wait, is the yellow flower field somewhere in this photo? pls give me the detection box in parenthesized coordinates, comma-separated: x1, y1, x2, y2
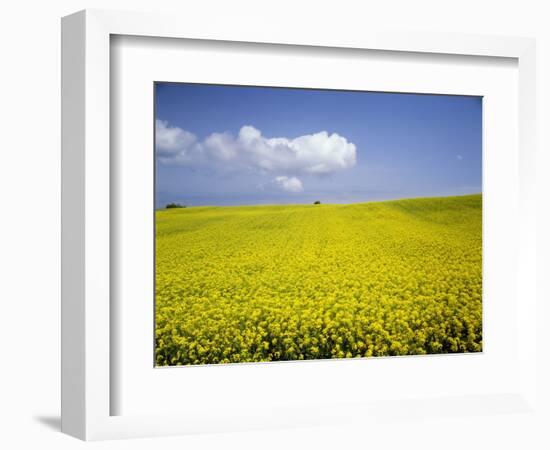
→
(155, 194, 482, 366)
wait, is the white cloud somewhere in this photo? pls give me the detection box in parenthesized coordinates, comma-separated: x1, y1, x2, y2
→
(155, 121, 357, 178)
(156, 120, 197, 156)
(456, 154, 463, 160)
(273, 176, 304, 193)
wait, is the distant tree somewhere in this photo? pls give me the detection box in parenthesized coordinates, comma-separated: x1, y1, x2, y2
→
(313, 201, 321, 205)
(166, 203, 186, 209)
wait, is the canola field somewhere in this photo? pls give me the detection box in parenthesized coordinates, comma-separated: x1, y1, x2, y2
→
(155, 194, 482, 366)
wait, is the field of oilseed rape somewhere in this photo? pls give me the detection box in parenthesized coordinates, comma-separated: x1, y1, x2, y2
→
(155, 194, 482, 366)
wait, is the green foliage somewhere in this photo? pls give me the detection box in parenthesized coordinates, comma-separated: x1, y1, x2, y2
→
(314, 200, 321, 205)
(155, 194, 482, 366)
(165, 203, 186, 209)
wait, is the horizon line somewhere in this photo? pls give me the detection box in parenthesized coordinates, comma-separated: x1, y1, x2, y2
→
(156, 192, 482, 210)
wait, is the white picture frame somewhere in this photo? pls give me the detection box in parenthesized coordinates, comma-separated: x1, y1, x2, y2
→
(61, 9, 538, 441)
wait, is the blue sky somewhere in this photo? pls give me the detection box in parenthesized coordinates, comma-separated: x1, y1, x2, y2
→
(155, 83, 482, 207)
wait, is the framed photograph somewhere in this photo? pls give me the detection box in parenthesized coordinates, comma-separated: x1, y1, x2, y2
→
(153, 82, 484, 367)
(61, 9, 538, 441)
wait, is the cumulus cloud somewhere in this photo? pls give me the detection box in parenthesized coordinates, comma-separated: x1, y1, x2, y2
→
(155, 120, 357, 178)
(273, 176, 304, 193)
(156, 120, 197, 157)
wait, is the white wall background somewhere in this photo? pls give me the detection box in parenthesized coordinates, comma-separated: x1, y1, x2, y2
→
(0, 1, 548, 449)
